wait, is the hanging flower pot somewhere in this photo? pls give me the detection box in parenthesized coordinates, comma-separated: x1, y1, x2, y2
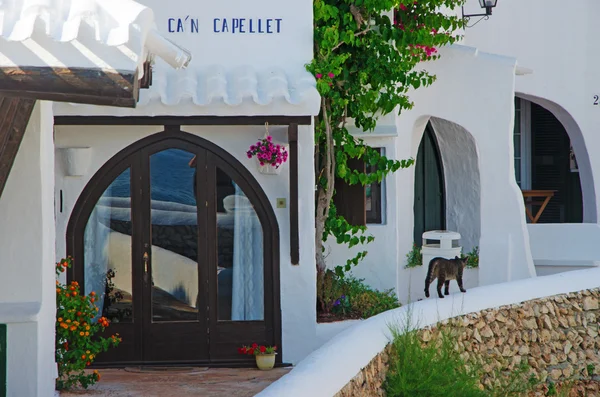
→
(246, 123, 289, 176)
(257, 161, 282, 175)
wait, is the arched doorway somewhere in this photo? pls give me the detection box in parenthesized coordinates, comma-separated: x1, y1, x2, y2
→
(514, 97, 584, 223)
(413, 123, 446, 245)
(66, 129, 281, 366)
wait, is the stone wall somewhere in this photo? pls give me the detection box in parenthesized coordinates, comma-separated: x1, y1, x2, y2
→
(335, 288, 600, 396)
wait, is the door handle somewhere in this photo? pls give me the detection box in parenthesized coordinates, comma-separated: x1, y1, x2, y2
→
(143, 251, 149, 283)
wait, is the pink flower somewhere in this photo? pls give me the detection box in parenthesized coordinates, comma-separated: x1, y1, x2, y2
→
(328, 72, 335, 78)
(399, 4, 407, 11)
(316, 73, 323, 79)
(266, 136, 272, 142)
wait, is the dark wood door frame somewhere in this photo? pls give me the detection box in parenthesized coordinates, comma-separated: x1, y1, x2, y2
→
(66, 128, 283, 366)
(56, 116, 306, 270)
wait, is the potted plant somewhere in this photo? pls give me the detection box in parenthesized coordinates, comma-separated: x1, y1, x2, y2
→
(238, 343, 277, 370)
(246, 135, 288, 175)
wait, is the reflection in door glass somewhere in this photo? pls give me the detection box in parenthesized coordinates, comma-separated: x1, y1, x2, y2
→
(150, 149, 200, 322)
(84, 168, 133, 323)
(216, 168, 264, 321)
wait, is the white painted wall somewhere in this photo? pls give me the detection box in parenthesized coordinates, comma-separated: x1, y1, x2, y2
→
(54, 124, 316, 365)
(403, 46, 535, 287)
(0, 102, 56, 396)
(465, 0, 599, 223)
(430, 117, 481, 253)
(528, 224, 600, 266)
(258, 266, 600, 397)
(323, 136, 399, 293)
(325, 45, 536, 304)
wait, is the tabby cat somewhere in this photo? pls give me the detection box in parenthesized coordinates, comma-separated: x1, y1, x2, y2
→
(424, 256, 469, 299)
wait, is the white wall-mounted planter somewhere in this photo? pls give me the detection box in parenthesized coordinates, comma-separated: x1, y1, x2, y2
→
(60, 147, 92, 176)
(257, 161, 283, 175)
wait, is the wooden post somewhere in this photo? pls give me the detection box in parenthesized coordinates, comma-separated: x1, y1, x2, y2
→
(0, 97, 35, 200)
(288, 123, 299, 265)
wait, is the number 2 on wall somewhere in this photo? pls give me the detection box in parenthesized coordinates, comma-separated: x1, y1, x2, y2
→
(594, 95, 599, 105)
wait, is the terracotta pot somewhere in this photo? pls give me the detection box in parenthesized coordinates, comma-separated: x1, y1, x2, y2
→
(255, 354, 276, 370)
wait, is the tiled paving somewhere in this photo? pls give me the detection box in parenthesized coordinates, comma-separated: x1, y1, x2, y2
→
(59, 367, 290, 397)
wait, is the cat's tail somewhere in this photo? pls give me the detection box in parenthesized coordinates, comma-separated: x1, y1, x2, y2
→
(424, 258, 437, 293)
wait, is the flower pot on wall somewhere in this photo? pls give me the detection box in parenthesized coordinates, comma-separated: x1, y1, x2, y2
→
(255, 354, 276, 370)
(257, 161, 282, 175)
(60, 147, 92, 176)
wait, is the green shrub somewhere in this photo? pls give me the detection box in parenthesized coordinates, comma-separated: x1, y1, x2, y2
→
(55, 257, 121, 390)
(405, 243, 422, 269)
(384, 317, 540, 397)
(318, 270, 400, 319)
(384, 324, 486, 397)
(461, 246, 480, 269)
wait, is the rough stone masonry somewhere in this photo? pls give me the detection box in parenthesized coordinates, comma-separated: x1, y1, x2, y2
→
(335, 288, 600, 396)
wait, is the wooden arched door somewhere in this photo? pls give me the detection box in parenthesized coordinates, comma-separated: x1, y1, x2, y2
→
(413, 123, 446, 245)
(67, 129, 281, 366)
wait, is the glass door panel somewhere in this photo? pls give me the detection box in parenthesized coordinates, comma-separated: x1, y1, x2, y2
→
(84, 168, 134, 323)
(215, 167, 264, 321)
(148, 148, 200, 322)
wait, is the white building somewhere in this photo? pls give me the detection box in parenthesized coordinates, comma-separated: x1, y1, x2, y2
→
(0, 0, 320, 395)
(327, 0, 600, 304)
(2, 0, 599, 395)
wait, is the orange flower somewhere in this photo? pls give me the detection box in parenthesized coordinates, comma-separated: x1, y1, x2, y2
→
(56, 288, 61, 293)
(72, 291, 78, 296)
(58, 318, 63, 322)
(79, 332, 84, 336)
(90, 291, 96, 296)
(90, 298, 95, 303)
(70, 326, 76, 331)
(66, 319, 71, 323)
(85, 332, 89, 336)
(85, 326, 90, 331)
(86, 361, 91, 366)
(81, 354, 86, 359)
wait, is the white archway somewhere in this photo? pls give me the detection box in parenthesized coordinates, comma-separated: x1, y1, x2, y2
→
(516, 93, 596, 223)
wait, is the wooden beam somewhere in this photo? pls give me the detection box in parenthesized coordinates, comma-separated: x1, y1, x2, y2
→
(0, 66, 140, 108)
(288, 123, 299, 266)
(54, 115, 313, 126)
(140, 61, 153, 90)
(0, 97, 36, 199)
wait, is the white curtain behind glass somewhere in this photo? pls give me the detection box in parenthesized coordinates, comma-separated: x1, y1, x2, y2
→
(231, 183, 264, 321)
(84, 207, 110, 319)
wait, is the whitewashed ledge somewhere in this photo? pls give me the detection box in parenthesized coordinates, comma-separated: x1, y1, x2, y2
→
(257, 267, 600, 397)
(0, 302, 41, 323)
